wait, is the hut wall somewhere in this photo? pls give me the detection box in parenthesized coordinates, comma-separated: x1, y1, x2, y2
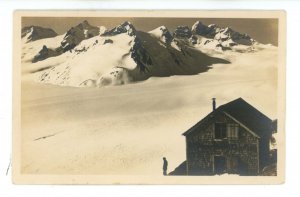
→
(186, 113, 259, 175)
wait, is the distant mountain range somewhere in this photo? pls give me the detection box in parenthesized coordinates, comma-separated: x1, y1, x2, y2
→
(21, 20, 271, 87)
(22, 25, 58, 43)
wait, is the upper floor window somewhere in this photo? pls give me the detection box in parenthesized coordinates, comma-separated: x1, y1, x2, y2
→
(214, 123, 239, 140)
(214, 123, 227, 139)
(227, 124, 239, 139)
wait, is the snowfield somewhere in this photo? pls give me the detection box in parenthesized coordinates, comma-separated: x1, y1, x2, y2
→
(20, 21, 278, 175)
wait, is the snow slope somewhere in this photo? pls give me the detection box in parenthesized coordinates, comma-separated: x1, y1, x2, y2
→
(36, 34, 137, 87)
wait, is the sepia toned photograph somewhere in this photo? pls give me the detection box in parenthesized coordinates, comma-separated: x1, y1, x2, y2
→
(13, 10, 285, 184)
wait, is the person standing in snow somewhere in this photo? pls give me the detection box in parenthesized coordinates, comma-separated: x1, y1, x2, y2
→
(163, 157, 168, 176)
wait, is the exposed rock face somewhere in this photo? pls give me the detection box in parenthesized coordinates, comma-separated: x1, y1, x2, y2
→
(130, 37, 152, 73)
(189, 35, 198, 45)
(61, 20, 100, 52)
(102, 21, 136, 36)
(173, 26, 192, 38)
(21, 26, 58, 42)
(32, 45, 61, 63)
(159, 26, 173, 44)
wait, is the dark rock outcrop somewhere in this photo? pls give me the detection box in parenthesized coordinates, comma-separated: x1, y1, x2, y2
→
(103, 39, 113, 44)
(32, 45, 61, 63)
(130, 37, 152, 73)
(173, 26, 192, 38)
(158, 26, 173, 44)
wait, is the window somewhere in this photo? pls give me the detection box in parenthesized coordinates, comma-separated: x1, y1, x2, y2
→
(214, 123, 227, 139)
(215, 123, 239, 140)
(227, 124, 239, 139)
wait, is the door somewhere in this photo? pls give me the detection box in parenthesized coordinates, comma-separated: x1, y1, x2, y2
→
(214, 156, 226, 174)
(228, 156, 240, 174)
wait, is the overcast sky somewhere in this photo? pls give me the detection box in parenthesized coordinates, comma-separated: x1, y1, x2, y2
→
(22, 17, 278, 45)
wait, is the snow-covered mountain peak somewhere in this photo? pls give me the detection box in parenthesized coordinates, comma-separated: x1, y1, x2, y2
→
(190, 21, 256, 50)
(192, 21, 207, 34)
(103, 21, 136, 36)
(159, 25, 167, 30)
(77, 20, 92, 29)
(149, 26, 173, 44)
(208, 24, 217, 28)
(21, 26, 58, 43)
(223, 27, 231, 33)
(122, 21, 133, 27)
(214, 26, 255, 46)
(191, 21, 200, 30)
(191, 21, 207, 31)
(191, 22, 220, 38)
(61, 21, 100, 52)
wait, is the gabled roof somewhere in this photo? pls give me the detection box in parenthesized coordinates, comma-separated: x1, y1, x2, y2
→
(183, 98, 273, 137)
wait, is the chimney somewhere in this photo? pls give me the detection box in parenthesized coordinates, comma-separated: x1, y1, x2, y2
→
(212, 98, 216, 111)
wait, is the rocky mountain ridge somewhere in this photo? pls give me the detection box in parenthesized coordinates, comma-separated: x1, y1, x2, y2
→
(21, 20, 270, 88)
